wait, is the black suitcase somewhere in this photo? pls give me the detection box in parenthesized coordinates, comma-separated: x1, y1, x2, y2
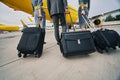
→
(81, 15, 120, 53)
(17, 27, 45, 58)
(60, 14, 95, 57)
(105, 29, 120, 48)
(60, 30, 96, 57)
(92, 28, 120, 53)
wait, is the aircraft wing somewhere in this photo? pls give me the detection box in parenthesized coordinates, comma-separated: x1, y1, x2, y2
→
(90, 8, 120, 20)
(0, 24, 20, 31)
(0, 0, 33, 15)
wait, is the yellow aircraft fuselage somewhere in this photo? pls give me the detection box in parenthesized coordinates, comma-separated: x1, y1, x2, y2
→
(0, 24, 20, 31)
(0, 0, 78, 27)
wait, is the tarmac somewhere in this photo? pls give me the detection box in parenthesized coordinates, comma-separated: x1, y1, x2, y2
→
(0, 24, 120, 80)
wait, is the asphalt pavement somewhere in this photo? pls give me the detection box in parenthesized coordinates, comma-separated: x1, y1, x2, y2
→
(0, 25, 120, 80)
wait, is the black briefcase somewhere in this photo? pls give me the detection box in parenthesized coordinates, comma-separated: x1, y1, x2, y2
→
(60, 30, 96, 57)
(17, 27, 45, 58)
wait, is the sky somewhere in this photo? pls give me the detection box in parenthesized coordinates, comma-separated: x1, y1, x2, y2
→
(0, 0, 120, 25)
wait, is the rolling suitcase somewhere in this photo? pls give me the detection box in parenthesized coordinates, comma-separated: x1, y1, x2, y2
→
(60, 31, 96, 57)
(81, 15, 120, 53)
(17, 27, 45, 58)
(104, 29, 120, 48)
(92, 28, 120, 53)
(60, 14, 96, 57)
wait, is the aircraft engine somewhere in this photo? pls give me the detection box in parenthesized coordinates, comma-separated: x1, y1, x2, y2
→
(93, 19, 102, 26)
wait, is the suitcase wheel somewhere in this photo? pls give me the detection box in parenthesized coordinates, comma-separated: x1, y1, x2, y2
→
(105, 47, 109, 52)
(63, 54, 68, 58)
(119, 45, 120, 48)
(97, 48, 104, 53)
(37, 53, 42, 58)
(34, 51, 42, 58)
(23, 54, 27, 58)
(18, 51, 22, 57)
(96, 47, 104, 53)
(37, 51, 42, 58)
(112, 47, 116, 50)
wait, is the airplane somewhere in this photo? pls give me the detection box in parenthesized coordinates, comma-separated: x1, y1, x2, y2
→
(0, 0, 78, 29)
(89, 8, 120, 27)
(0, 0, 119, 29)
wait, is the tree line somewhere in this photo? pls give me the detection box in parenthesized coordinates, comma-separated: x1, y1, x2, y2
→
(105, 14, 120, 22)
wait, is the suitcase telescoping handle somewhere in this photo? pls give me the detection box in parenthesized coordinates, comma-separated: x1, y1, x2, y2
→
(66, 12, 76, 32)
(82, 15, 95, 32)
